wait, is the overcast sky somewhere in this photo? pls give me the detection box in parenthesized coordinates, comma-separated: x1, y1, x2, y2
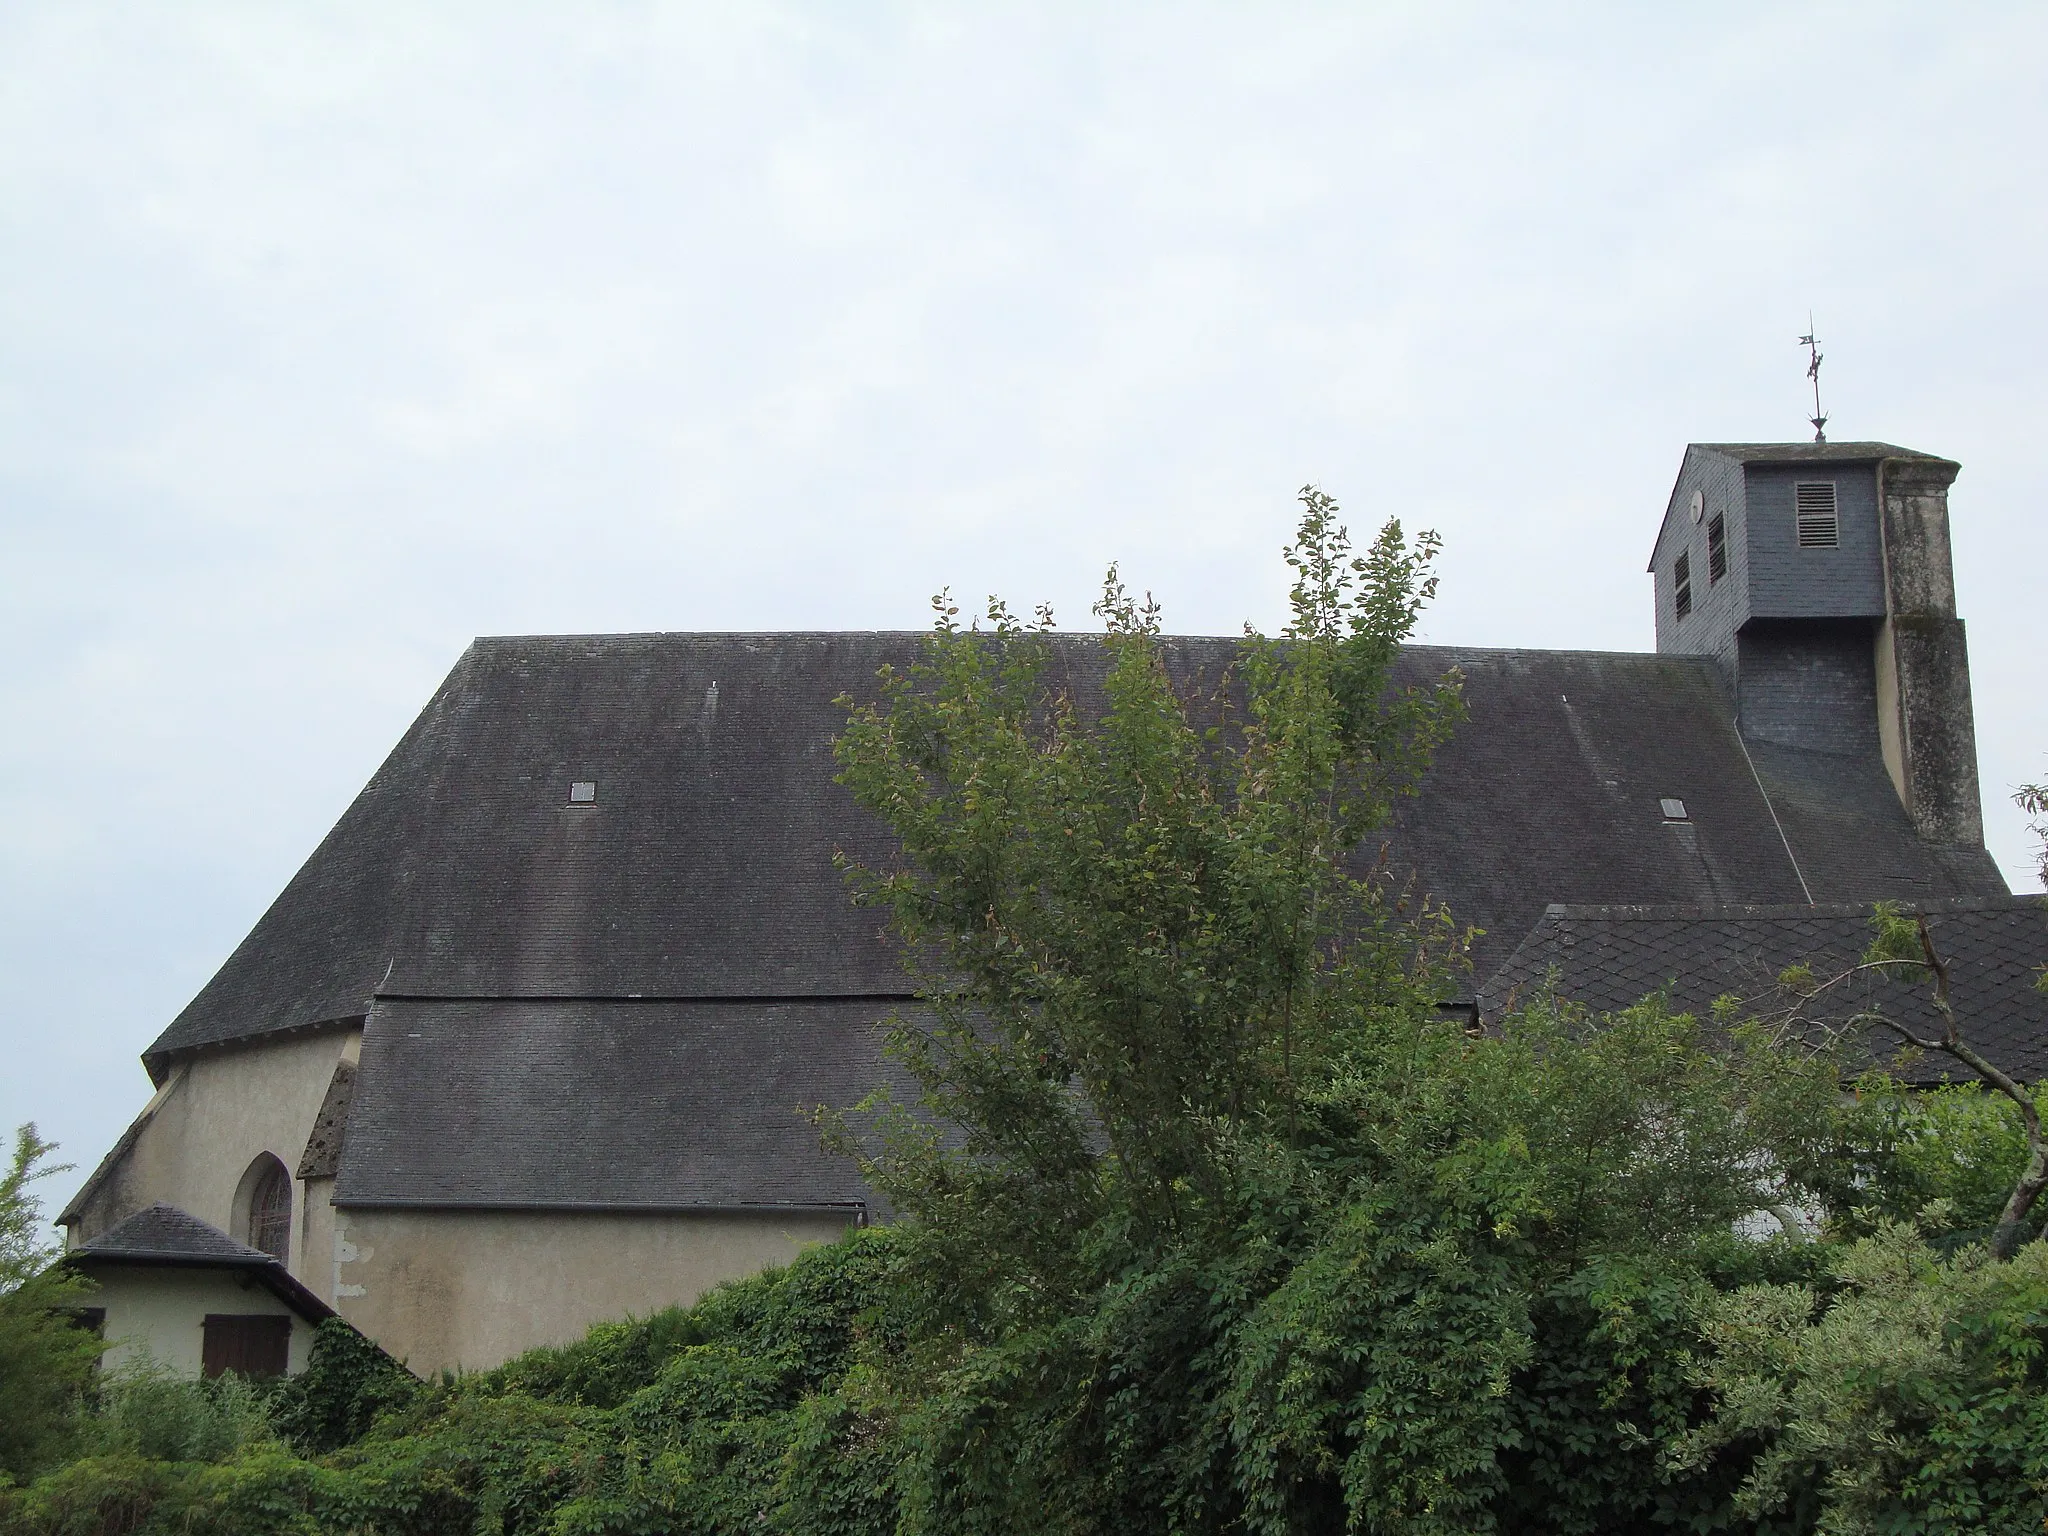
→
(5, 3, 2045, 1222)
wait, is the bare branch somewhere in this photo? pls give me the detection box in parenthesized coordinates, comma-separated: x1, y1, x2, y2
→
(1766, 915, 2046, 1260)
(1839, 1009, 1944, 1056)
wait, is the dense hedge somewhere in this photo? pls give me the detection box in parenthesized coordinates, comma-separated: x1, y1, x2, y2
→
(4, 1199, 2046, 1535)
(0, 1230, 903, 1536)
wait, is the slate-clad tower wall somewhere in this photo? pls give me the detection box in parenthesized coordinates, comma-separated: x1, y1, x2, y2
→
(1649, 442, 1986, 854)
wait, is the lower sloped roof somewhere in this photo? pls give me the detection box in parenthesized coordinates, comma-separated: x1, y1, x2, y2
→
(1477, 896, 2048, 1082)
(72, 1203, 275, 1265)
(334, 996, 916, 1210)
(67, 1204, 335, 1322)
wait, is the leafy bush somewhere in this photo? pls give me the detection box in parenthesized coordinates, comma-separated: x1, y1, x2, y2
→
(1681, 1219, 2048, 1533)
(266, 1318, 419, 1454)
(89, 1359, 275, 1464)
(1824, 1076, 2047, 1248)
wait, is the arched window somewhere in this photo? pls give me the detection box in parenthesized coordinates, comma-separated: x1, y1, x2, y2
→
(238, 1154, 293, 1264)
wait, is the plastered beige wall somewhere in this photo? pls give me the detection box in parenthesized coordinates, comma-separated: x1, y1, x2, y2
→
(334, 1207, 855, 1373)
(80, 1267, 313, 1377)
(69, 1026, 359, 1302)
(300, 1176, 340, 1307)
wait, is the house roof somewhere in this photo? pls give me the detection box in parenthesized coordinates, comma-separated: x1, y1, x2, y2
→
(333, 996, 914, 1211)
(1477, 897, 2048, 1082)
(67, 1204, 336, 1321)
(144, 632, 2009, 1078)
(72, 1202, 275, 1264)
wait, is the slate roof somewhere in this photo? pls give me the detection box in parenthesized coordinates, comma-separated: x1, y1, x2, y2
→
(107, 617, 2036, 1215)
(146, 633, 926, 1072)
(335, 997, 914, 1210)
(1688, 442, 1953, 465)
(1372, 646, 2002, 986)
(72, 1203, 276, 1265)
(67, 1204, 338, 1321)
(145, 633, 2008, 1078)
(1478, 897, 2048, 1082)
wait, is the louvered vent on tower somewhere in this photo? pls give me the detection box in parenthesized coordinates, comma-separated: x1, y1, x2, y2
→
(1795, 482, 1839, 547)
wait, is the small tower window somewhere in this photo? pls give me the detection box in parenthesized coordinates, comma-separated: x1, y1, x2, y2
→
(1706, 512, 1728, 583)
(1673, 552, 1693, 620)
(1795, 482, 1839, 547)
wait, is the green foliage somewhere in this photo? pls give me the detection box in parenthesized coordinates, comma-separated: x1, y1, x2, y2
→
(0, 1125, 104, 1485)
(88, 1358, 277, 1464)
(2015, 778, 2046, 893)
(0, 1231, 903, 1535)
(830, 494, 1462, 1285)
(267, 1318, 420, 1454)
(1680, 1220, 2048, 1533)
(1, 1124, 70, 1292)
(1821, 1076, 2045, 1246)
(0, 1271, 103, 1488)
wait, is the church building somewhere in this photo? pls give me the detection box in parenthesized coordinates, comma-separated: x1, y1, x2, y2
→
(60, 440, 2046, 1374)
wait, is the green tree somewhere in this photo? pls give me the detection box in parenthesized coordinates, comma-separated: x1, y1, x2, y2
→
(1774, 906, 2048, 1260)
(828, 495, 1849, 1533)
(1680, 1219, 2048, 1534)
(0, 1125, 104, 1484)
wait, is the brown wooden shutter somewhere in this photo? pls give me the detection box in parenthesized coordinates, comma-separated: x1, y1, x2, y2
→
(201, 1314, 292, 1378)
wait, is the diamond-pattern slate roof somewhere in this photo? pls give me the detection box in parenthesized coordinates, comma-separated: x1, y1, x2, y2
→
(1478, 897, 2048, 1082)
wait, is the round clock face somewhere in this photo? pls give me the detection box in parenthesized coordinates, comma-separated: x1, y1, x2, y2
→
(1689, 489, 1705, 523)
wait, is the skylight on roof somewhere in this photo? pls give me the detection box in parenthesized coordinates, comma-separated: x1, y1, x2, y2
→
(1660, 798, 1688, 821)
(569, 781, 596, 804)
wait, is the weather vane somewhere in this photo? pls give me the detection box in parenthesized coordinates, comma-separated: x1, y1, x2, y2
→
(1798, 318, 1827, 443)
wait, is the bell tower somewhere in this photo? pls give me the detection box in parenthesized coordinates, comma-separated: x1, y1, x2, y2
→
(1648, 442, 1985, 851)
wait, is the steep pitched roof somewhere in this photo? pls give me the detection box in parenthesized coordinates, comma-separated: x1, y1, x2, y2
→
(1477, 897, 2048, 1082)
(145, 632, 2008, 1074)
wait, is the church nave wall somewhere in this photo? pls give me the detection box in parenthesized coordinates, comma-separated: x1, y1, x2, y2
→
(330, 1205, 856, 1373)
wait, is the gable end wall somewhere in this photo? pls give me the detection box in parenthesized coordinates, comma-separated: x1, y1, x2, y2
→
(1653, 449, 1748, 669)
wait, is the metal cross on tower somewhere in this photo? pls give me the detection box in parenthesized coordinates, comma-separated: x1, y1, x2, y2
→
(1798, 319, 1827, 443)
